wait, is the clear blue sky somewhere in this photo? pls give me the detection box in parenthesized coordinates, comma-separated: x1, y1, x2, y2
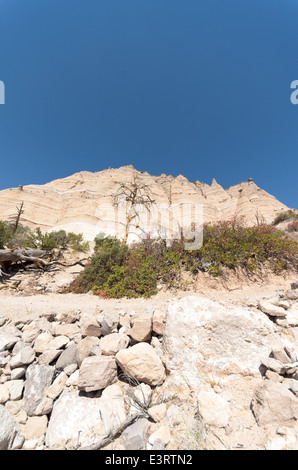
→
(0, 0, 297, 208)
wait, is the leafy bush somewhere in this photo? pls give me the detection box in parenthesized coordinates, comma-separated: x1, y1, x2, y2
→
(193, 221, 298, 275)
(0, 220, 89, 252)
(0, 221, 13, 249)
(69, 237, 128, 293)
(69, 222, 298, 298)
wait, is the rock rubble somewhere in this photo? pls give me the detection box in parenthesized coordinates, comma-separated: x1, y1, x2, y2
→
(0, 282, 297, 450)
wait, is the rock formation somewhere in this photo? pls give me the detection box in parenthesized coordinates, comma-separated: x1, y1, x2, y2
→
(0, 165, 291, 242)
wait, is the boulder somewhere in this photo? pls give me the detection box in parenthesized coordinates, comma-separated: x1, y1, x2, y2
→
(0, 331, 19, 352)
(23, 364, 55, 416)
(77, 336, 101, 366)
(96, 310, 120, 335)
(251, 380, 298, 427)
(100, 333, 130, 356)
(8, 346, 35, 369)
(78, 356, 118, 392)
(0, 404, 23, 450)
(22, 322, 41, 343)
(55, 342, 78, 371)
(24, 415, 48, 440)
(128, 313, 152, 343)
(152, 309, 166, 336)
(285, 306, 298, 327)
(116, 342, 165, 386)
(148, 425, 171, 446)
(148, 403, 167, 423)
(98, 383, 127, 434)
(197, 387, 230, 427)
(163, 296, 280, 388)
(121, 417, 149, 450)
(258, 300, 287, 318)
(33, 332, 53, 354)
(6, 379, 24, 401)
(79, 314, 101, 337)
(45, 390, 104, 449)
(45, 335, 69, 350)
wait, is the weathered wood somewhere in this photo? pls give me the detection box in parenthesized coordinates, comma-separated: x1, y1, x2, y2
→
(0, 248, 48, 270)
(0, 248, 88, 278)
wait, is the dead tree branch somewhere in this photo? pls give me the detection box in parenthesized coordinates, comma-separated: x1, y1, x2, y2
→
(0, 248, 88, 278)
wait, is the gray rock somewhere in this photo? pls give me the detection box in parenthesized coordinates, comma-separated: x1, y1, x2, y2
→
(151, 438, 165, 450)
(289, 379, 298, 397)
(23, 364, 55, 416)
(0, 331, 19, 352)
(55, 342, 78, 371)
(0, 404, 23, 450)
(79, 314, 101, 337)
(37, 349, 62, 365)
(121, 418, 149, 450)
(96, 310, 120, 335)
(6, 380, 24, 401)
(9, 346, 35, 369)
(98, 383, 127, 434)
(45, 390, 104, 449)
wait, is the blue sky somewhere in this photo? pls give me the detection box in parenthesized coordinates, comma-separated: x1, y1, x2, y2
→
(0, 0, 297, 208)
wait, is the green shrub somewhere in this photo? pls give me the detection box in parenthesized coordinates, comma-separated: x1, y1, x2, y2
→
(184, 221, 298, 276)
(69, 221, 298, 298)
(69, 237, 128, 293)
(67, 232, 90, 252)
(0, 221, 13, 249)
(0, 221, 89, 253)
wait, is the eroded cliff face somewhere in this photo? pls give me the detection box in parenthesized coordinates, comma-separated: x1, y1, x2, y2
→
(0, 165, 291, 241)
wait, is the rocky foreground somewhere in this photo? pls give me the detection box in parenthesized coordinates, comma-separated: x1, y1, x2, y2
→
(0, 281, 298, 451)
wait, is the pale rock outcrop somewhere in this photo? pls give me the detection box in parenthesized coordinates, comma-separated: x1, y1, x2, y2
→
(0, 166, 290, 243)
(163, 296, 281, 389)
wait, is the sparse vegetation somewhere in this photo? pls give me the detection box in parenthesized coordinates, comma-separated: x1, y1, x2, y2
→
(0, 221, 89, 252)
(287, 220, 298, 233)
(69, 220, 298, 298)
(272, 210, 298, 226)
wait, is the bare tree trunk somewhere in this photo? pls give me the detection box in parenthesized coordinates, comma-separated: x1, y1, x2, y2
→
(11, 201, 25, 234)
